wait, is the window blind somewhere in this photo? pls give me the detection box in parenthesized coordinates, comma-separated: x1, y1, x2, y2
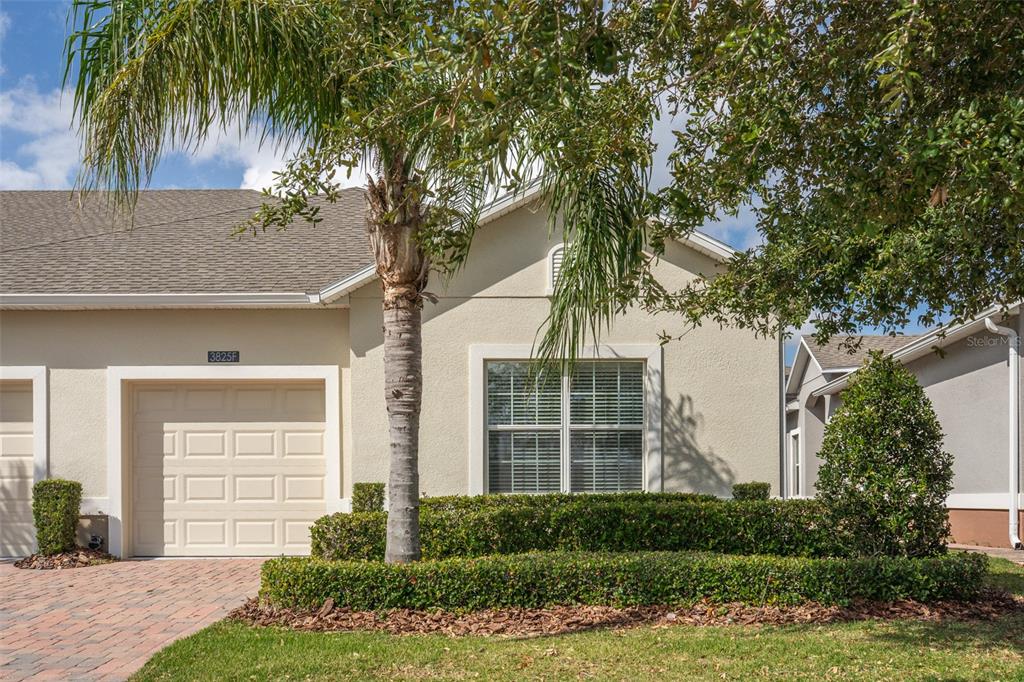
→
(569, 362, 644, 492)
(486, 360, 644, 494)
(486, 362, 561, 493)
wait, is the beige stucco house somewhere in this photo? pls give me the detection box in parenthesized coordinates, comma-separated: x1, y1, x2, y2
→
(785, 306, 1023, 549)
(0, 187, 781, 559)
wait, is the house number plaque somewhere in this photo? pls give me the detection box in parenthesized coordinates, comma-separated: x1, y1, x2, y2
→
(207, 350, 240, 363)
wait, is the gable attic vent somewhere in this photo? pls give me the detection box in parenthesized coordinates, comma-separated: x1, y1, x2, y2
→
(546, 244, 564, 295)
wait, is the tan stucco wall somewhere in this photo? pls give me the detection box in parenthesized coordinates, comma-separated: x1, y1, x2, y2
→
(347, 207, 781, 497)
(0, 309, 348, 498)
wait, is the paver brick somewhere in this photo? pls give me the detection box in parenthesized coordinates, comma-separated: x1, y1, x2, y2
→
(0, 559, 262, 681)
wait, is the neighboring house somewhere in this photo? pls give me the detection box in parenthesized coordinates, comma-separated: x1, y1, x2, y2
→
(0, 188, 781, 558)
(785, 306, 1023, 548)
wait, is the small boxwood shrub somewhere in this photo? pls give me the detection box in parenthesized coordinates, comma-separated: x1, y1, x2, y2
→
(818, 352, 954, 557)
(261, 551, 986, 611)
(311, 498, 840, 561)
(351, 482, 385, 513)
(32, 479, 82, 556)
(732, 482, 770, 501)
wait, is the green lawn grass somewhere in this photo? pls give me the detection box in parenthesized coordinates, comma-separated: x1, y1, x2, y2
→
(133, 556, 1024, 682)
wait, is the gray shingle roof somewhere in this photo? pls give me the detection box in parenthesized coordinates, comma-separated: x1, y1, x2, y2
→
(0, 189, 373, 294)
(804, 334, 921, 370)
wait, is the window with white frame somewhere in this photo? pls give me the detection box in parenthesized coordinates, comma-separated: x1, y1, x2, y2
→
(787, 429, 802, 497)
(486, 360, 645, 493)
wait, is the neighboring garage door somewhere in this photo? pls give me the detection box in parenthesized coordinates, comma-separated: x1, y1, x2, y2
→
(0, 381, 35, 558)
(131, 381, 326, 556)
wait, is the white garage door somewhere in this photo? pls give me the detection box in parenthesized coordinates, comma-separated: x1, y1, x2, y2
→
(0, 381, 35, 558)
(131, 381, 327, 556)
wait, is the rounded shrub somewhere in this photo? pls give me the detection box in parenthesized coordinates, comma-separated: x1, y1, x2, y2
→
(351, 482, 385, 513)
(818, 352, 954, 557)
(32, 478, 82, 556)
(732, 482, 770, 500)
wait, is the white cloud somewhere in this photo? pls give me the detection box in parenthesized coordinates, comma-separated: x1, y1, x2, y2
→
(189, 124, 368, 192)
(0, 78, 368, 192)
(0, 82, 79, 189)
(0, 160, 45, 189)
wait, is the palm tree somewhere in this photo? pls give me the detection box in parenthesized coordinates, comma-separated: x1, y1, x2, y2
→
(67, 0, 659, 563)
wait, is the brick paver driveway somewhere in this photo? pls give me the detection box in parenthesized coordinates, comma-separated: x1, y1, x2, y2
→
(0, 558, 263, 681)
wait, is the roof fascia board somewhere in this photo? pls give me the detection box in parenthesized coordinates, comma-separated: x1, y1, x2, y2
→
(317, 264, 377, 302)
(0, 291, 334, 310)
(682, 230, 736, 262)
(812, 303, 1021, 397)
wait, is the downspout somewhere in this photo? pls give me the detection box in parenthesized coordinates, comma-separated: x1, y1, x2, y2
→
(779, 333, 786, 498)
(984, 318, 1023, 549)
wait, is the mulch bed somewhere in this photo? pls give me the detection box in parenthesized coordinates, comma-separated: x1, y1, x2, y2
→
(230, 590, 1024, 638)
(13, 548, 118, 570)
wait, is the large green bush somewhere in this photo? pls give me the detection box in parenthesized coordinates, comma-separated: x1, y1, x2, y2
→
(262, 551, 986, 611)
(818, 352, 954, 557)
(351, 482, 385, 513)
(32, 479, 82, 556)
(311, 498, 839, 561)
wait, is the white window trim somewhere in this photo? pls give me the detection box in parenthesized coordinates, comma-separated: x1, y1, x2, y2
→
(0, 365, 48, 486)
(105, 364, 341, 557)
(469, 344, 662, 495)
(785, 427, 804, 498)
(544, 243, 565, 296)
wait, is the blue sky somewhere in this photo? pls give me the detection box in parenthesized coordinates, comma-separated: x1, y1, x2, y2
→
(0, 0, 307, 192)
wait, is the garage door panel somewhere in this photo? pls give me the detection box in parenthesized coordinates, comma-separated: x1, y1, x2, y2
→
(284, 431, 324, 457)
(184, 431, 227, 458)
(234, 388, 276, 412)
(235, 431, 276, 457)
(0, 382, 34, 557)
(0, 475, 32, 501)
(134, 470, 169, 502)
(183, 388, 227, 411)
(135, 387, 177, 413)
(184, 475, 228, 502)
(235, 520, 277, 547)
(131, 382, 326, 556)
(284, 521, 315, 547)
(283, 388, 326, 419)
(235, 476, 276, 502)
(285, 476, 325, 501)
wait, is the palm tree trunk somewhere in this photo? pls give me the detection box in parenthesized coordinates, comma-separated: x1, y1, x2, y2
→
(381, 304, 422, 563)
(366, 153, 428, 564)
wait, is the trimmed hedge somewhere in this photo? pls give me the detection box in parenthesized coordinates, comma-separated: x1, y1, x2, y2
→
(311, 498, 841, 561)
(352, 483, 385, 513)
(261, 551, 987, 611)
(420, 491, 718, 513)
(732, 482, 771, 501)
(32, 479, 82, 556)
